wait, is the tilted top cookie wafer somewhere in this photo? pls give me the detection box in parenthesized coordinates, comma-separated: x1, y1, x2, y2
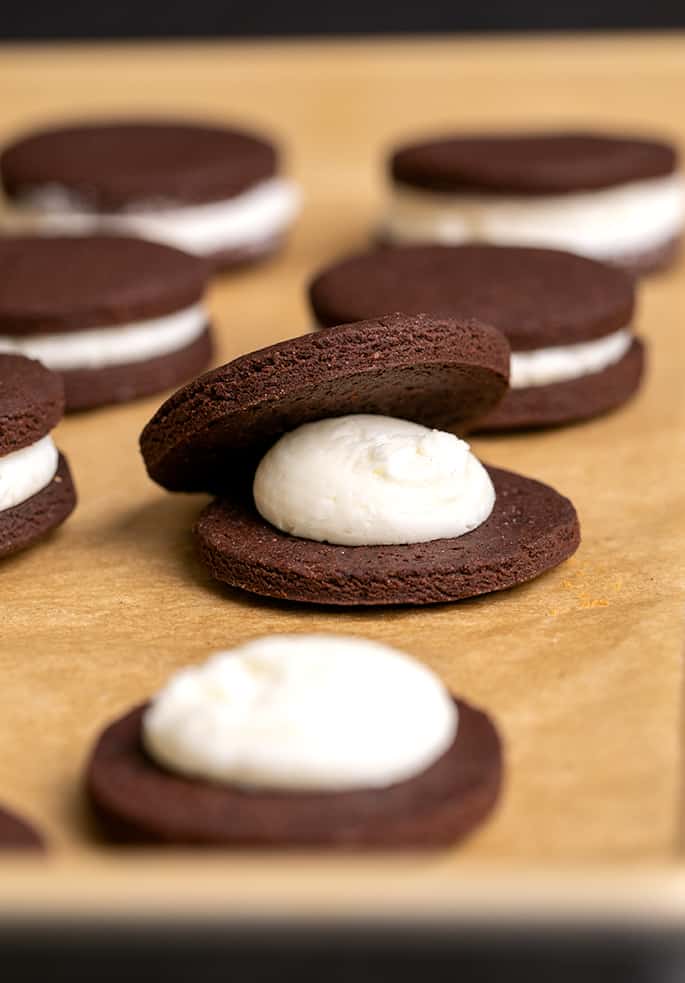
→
(390, 132, 678, 194)
(140, 313, 510, 492)
(0, 236, 208, 336)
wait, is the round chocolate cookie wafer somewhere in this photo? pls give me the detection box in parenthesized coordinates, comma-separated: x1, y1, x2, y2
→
(310, 245, 634, 346)
(0, 236, 213, 411)
(1, 121, 277, 209)
(0, 354, 76, 557)
(308, 245, 643, 430)
(87, 699, 501, 848)
(0, 120, 301, 268)
(196, 466, 579, 606)
(140, 313, 511, 493)
(0, 806, 44, 850)
(383, 132, 684, 274)
(0, 236, 207, 335)
(390, 132, 678, 194)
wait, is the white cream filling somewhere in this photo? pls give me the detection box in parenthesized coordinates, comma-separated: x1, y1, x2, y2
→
(510, 327, 633, 388)
(253, 414, 495, 547)
(142, 634, 458, 791)
(5, 178, 301, 256)
(383, 172, 685, 259)
(0, 303, 207, 371)
(0, 434, 58, 512)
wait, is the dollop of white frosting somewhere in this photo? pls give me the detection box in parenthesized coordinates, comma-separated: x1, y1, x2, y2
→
(0, 434, 58, 512)
(4, 178, 301, 257)
(253, 414, 495, 546)
(142, 634, 458, 791)
(383, 172, 685, 259)
(510, 327, 633, 388)
(0, 303, 207, 371)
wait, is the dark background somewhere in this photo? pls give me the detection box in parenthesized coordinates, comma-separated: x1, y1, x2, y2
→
(2, 0, 685, 40)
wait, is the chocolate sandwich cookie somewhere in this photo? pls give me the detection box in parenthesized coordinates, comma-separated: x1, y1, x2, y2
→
(0, 354, 76, 557)
(0, 120, 301, 268)
(383, 132, 684, 274)
(86, 635, 502, 847)
(0, 805, 44, 849)
(309, 245, 644, 431)
(0, 236, 213, 411)
(140, 314, 580, 606)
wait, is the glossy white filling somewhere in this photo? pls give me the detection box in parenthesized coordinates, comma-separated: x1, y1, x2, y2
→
(143, 634, 458, 791)
(6, 178, 301, 256)
(253, 414, 495, 546)
(0, 303, 207, 371)
(510, 327, 633, 388)
(383, 173, 685, 259)
(0, 434, 58, 512)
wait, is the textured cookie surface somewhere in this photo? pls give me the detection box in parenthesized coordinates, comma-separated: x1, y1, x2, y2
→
(0, 806, 44, 849)
(475, 339, 645, 431)
(390, 132, 678, 194)
(140, 313, 510, 493)
(0, 454, 77, 559)
(0, 353, 64, 455)
(309, 245, 635, 350)
(87, 699, 501, 848)
(62, 326, 213, 412)
(195, 466, 580, 606)
(1, 120, 277, 210)
(0, 236, 208, 336)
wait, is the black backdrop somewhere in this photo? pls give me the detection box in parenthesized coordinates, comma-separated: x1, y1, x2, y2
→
(2, 0, 685, 39)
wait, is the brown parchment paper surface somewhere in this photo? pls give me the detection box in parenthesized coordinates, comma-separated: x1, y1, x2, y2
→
(0, 35, 684, 915)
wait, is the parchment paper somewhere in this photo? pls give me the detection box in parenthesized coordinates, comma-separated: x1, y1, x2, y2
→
(0, 34, 683, 914)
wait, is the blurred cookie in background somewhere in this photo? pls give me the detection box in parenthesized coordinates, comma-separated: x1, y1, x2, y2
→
(0, 236, 214, 411)
(0, 119, 301, 269)
(381, 131, 684, 274)
(309, 244, 644, 431)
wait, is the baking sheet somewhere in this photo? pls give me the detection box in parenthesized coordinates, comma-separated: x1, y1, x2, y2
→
(0, 34, 684, 914)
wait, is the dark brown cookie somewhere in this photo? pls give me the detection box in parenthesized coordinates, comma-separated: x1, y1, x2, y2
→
(140, 314, 510, 493)
(309, 245, 635, 350)
(0, 454, 77, 559)
(0, 236, 208, 335)
(390, 132, 678, 194)
(0, 806, 44, 850)
(0, 353, 64, 455)
(63, 326, 213, 412)
(0, 236, 213, 411)
(195, 466, 580, 606)
(87, 699, 502, 848)
(1, 120, 277, 210)
(309, 245, 641, 429)
(475, 339, 645, 431)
